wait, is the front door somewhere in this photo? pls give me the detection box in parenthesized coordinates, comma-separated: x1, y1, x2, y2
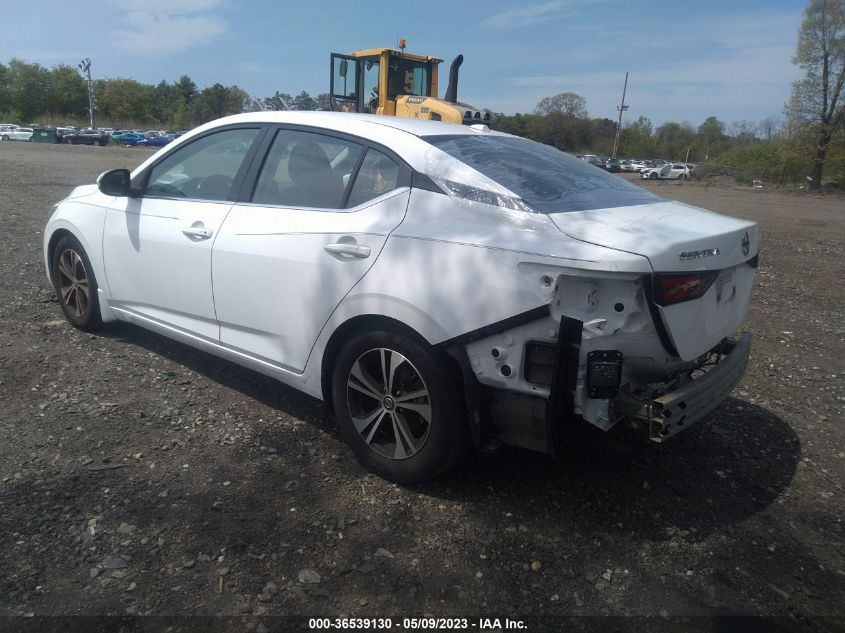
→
(102, 127, 262, 339)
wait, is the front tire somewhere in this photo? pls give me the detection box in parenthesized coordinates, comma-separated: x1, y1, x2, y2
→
(649, 172, 658, 180)
(331, 329, 469, 483)
(51, 235, 102, 331)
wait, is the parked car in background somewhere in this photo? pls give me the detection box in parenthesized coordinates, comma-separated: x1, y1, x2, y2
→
(604, 157, 622, 173)
(619, 159, 633, 172)
(64, 129, 110, 146)
(628, 159, 644, 172)
(56, 127, 77, 143)
(641, 163, 691, 180)
(43, 111, 758, 483)
(579, 154, 603, 167)
(111, 132, 146, 146)
(4, 126, 34, 142)
(1, 123, 18, 139)
(137, 134, 174, 148)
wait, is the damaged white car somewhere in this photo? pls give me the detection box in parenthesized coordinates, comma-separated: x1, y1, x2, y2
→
(43, 112, 757, 482)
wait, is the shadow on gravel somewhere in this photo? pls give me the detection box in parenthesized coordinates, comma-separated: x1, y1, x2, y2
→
(99, 322, 336, 436)
(100, 321, 801, 544)
(0, 310, 816, 619)
(427, 397, 801, 541)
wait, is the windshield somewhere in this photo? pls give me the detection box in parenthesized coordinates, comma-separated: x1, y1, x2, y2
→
(423, 135, 662, 213)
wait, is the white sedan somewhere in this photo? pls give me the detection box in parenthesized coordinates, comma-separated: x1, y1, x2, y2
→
(641, 163, 691, 180)
(43, 112, 757, 482)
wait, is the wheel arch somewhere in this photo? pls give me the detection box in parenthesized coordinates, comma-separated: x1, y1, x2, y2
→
(46, 228, 76, 285)
(319, 314, 461, 405)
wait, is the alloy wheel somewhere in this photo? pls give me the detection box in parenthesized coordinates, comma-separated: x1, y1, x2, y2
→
(57, 248, 90, 318)
(346, 348, 432, 460)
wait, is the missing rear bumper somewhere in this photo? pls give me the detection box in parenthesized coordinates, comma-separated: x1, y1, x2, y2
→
(614, 333, 752, 441)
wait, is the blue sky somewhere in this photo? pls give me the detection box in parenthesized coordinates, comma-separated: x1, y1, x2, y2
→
(2, 0, 805, 128)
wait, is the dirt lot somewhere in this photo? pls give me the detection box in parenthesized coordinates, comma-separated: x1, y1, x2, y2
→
(0, 142, 843, 631)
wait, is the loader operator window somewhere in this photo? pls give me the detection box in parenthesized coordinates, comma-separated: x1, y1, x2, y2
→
(387, 58, 430, 99)
(363, 59, 380, 113)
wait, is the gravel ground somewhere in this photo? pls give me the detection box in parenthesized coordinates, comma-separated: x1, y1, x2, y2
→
(0, 142, 843, 631)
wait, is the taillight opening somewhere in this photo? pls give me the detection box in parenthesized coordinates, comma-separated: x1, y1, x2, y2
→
(653, 272, 718, 306)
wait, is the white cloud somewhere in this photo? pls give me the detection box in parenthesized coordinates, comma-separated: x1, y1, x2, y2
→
(110, 0, 225, 13)
(114, 1, 227, 55)
(480, 1, 569, 29)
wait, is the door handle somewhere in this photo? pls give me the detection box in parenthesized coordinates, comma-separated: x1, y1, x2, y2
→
(182, 226, 213, 239)
(324, 243, 371, 258)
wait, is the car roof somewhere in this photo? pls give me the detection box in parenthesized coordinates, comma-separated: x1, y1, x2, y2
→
(137, 111, 507, 177)
(200, 111, 502, 139)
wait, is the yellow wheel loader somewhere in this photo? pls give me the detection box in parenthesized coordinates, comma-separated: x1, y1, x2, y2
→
(329, 45, 491, 127)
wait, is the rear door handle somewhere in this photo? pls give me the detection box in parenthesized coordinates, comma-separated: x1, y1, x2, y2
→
(324, 243, 371, 258)
(182, 227, 213, 240)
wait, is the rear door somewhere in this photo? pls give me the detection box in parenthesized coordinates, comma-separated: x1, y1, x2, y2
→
(212, 127, 410, 372)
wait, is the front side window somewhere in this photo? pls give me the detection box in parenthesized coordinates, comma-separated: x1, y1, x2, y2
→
(145, 128, 259, 202)
(252, 129, 363, 209)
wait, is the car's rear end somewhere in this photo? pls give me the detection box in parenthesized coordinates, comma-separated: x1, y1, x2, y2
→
(417, 130, 757, 453)
(545, 201, 757, 441)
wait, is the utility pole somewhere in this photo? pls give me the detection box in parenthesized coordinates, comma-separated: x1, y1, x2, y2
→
(611, 72, 629, 157)
(78, 58, 95, 129)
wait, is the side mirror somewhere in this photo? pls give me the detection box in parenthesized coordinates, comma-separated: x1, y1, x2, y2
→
(97, 168, 131, 197)
(339, 60, 348, 78)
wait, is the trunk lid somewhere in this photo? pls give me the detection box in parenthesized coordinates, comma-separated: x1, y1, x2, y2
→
(548, 201, 758, 360)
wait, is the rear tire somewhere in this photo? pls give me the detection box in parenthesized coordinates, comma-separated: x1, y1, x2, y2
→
(51, 235, 102, 331)
(331, 329, 469, 483)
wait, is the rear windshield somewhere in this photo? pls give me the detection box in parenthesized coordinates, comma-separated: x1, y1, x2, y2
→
(423, 134, 661, 213)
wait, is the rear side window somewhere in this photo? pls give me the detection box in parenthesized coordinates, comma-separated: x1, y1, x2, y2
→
(145, 128, 259, 201)
(252, 130, 363, 209)
(424, 135, 661, 213)
(346, 149, 401, 207)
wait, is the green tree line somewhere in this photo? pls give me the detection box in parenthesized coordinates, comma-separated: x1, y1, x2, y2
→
(0, 58, 329, 129)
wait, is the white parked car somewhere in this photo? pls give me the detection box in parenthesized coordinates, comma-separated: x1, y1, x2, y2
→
(641, 163, 691, 180)
(579, 154, 603, 167)
(628, 160, 645, 172)
(2, 125, 31, 141)
(43, 112, 758, 482)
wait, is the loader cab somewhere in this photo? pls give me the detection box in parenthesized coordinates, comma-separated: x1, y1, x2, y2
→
(330, 48, 440, 116)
